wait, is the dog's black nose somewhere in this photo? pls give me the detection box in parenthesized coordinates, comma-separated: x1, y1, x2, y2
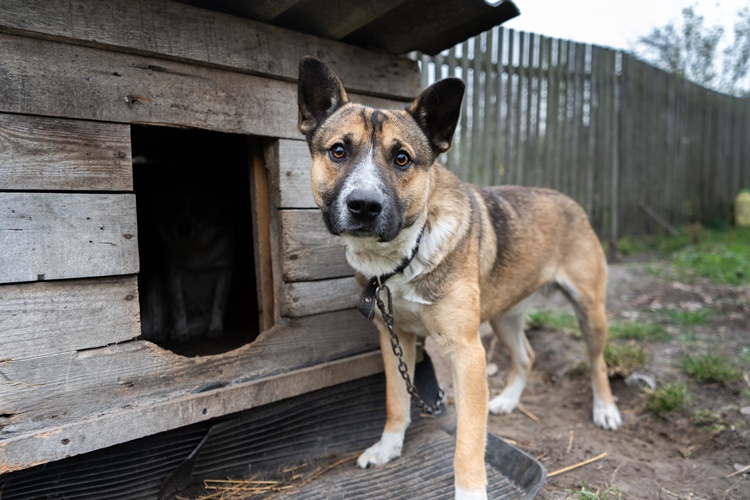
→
(346, 189, 383, 221)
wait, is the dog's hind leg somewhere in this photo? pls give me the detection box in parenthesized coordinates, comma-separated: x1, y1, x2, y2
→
(557, 273, 622, 430)
(488, 299, 535, 415)
(357, 323, 416, 468)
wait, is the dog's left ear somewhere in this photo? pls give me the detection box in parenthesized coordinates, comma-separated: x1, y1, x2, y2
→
(298, 56, 350, 140)
(407, 78, 465, 153)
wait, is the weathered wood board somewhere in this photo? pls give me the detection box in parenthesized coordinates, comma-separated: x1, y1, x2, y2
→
(0, 33, 410, 140)
(0, 193, 139, 283)
(0, 309, 378, 441)
(281, 277, 360, 317)
(0, 114, 132, 191)
(0, 0, 420, 101)
(279, 210, 351, 282)
(0, 351, 383, 474)
(266, 138, 316, 209)
(0, 276, 140, 360)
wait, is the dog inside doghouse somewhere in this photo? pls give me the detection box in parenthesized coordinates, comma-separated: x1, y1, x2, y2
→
(132, 125, 260, 356)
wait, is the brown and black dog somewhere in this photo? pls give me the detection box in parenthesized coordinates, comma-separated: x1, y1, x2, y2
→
(298, 57, 621, 499)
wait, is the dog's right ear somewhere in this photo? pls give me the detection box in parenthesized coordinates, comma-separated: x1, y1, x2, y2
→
(298, 57, 350, 140)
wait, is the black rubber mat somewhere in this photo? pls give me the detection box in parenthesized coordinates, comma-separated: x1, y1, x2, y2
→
(0, 370, 546, 499)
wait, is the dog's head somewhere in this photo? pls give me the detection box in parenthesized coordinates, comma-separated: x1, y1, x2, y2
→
(297, 57, 464, 244)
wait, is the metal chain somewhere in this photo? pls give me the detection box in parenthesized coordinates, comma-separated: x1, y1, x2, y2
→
(374, 283, 445, 416)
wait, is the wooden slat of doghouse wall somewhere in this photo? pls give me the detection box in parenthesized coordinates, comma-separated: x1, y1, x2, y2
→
(0, 0, 420, 102)
(280, 277, 360, 317)
(0, 351, 383, 474)
(279, 209, 350, 282)
(0, 33, 408, 140)
(0, 276, 140, 361)
(0, 193, 138, 284)
(0, 114, 132, 191)
(0, 309, 378, 448)
(267, 138, 316, 209)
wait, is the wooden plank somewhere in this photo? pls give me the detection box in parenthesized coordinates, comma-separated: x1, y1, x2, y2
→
(267, 139, 316, 209)
(0, 276, 140, 360)
(0, 351, 384, 473)
(0, 0, 420, 101)
(280, 210, 351, 282)
(0, 33, 407, 140)
(0, 192, 138, 284)
(0, 114, 132, 191)
(281, 277, 360, 317)
(249, 139, 275, 332)
(0, 309, 378, 441)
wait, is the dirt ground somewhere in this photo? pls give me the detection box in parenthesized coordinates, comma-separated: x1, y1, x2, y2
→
(426, 258, 750, 499)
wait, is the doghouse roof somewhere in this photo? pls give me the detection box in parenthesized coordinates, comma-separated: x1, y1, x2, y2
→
(176, 0, 520, 55)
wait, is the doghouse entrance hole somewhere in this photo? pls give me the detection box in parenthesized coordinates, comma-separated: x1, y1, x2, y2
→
(132, 125, 261, 356)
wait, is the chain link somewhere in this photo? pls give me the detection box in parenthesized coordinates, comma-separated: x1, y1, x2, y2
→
(375, 283, 445, 416)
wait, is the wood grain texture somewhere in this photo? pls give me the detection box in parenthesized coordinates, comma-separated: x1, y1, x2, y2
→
(279, 210, 352, 282)
(0, 192, 139, 283)
(0, 113, 132, 191)
(280, 277, 360, 317)
(0, 276, 140, 360)
(0, 352, 384, 473)
(0, 309, 378, 442)
(0, 0, 420, 100)
(0, 33, 408, 140)
(266, 138, 316, 209)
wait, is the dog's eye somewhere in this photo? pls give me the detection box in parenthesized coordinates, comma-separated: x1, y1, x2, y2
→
(394, 151, 412, 169)
(329, 144, 347, 161)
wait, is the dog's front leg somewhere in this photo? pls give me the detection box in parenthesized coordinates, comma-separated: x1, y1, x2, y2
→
(357, 321, 416, 468)
(429, 305, 488, 499)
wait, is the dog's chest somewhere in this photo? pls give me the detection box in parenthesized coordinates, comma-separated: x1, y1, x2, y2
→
(383, 278, 432, 337)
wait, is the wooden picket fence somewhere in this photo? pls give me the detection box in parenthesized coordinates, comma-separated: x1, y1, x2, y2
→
(418, 28, 750, 239)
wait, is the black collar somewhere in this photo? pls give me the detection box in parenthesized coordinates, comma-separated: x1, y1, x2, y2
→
(357, 223, 426, 320)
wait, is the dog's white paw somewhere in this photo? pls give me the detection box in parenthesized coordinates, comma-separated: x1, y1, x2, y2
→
(593, 401, 622, 430)
(455, 485, 488, 500)
(488, 393, 519, 414)
(357, 431, 404, 468)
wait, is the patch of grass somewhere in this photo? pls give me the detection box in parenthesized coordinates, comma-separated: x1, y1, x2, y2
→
(604, 342, 646, 376)
(609, 320, 670, 341)
(692, 408, 734, 435)
(645, 382, 688, 417)
(662, 308, 713, 325)
(615, 232, 690, 256)
(566, 481, 623, 500)
(669, 228, 750, 285)
(681, 353, 742, 384)
(527, 310, 579, 335)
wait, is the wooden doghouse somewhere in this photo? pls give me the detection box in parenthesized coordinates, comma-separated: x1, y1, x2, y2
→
(0, 0, 519, 475)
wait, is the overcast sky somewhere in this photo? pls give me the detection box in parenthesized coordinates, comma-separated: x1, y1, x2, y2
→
(503, 0, 750, 52)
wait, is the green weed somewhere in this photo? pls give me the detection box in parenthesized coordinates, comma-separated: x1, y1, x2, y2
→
(646, 382, 688, 417)
(604, 342, 646, 376)
(565, 481, 623, 500)
(681, 353, 742, 384)
(663, 308, 713, 325)
(609, 320, 670, 341)
(527, 310, 579, 335)
(669, 228, 750, 285)
(692, 408, 733, 434)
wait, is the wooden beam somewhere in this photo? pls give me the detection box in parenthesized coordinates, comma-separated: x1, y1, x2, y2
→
(0, 113, 132, 191)
(0, 309, 378, 442)
(249, 139, 275, 331)
(0, 0, 420, 101)
(0, 276, 140, 360)
(0, 192, 139, 284)
(0, 351, 383, 473)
